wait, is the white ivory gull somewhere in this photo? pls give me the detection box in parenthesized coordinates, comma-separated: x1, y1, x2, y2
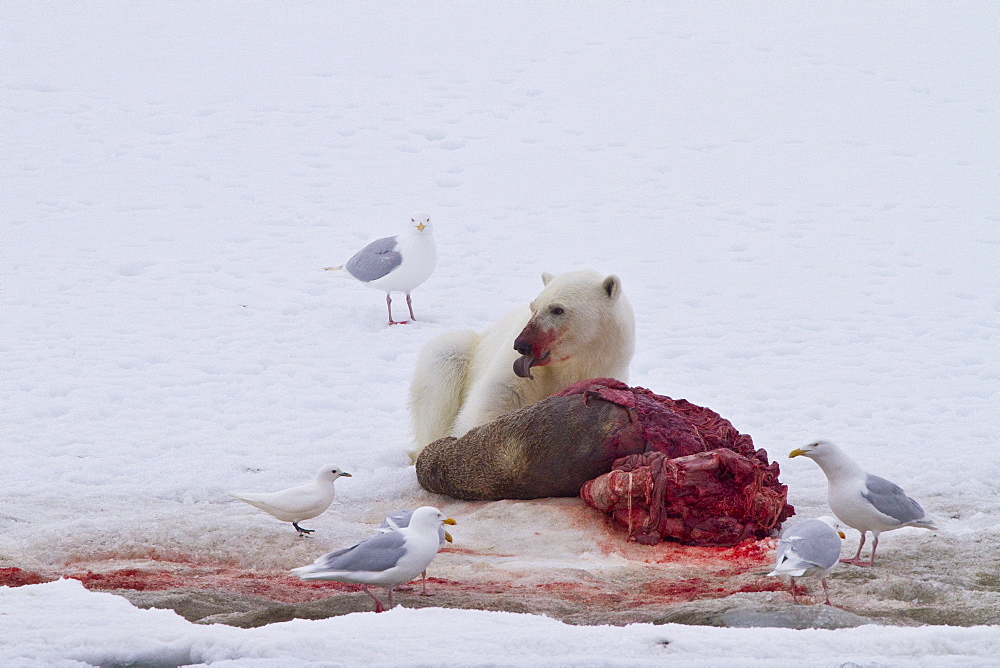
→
(293, 505, 456, 612)
(230, 465, 352, 536)
(768, 516, 845, 605)
(326, 212, 436, 325)
(789, 441, 939, 566)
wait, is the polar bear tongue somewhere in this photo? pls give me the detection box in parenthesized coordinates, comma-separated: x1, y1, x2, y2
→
(514, 351, 551, 379)
(513, 354, 537, 379)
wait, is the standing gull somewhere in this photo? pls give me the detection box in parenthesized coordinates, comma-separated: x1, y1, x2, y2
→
(293, 505, 456, 612)
(789, 441, 938, 566)
(768, 516, 846, 605)
(325, 212, 436, 325)
(380, 508, 453, 595)
(230, 465, 352, 536)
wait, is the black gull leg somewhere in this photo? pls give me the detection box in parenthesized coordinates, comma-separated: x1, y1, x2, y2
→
(292, 521, 315, 536)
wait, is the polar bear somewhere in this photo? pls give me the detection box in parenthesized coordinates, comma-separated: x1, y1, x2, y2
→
(408, 269, 635, 459)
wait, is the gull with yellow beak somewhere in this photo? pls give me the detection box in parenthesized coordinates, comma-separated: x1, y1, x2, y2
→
(326, 212, 436, 325)
(768, 516, 846, 605)
(380, 508, 453, 595)
(789, 441, 938, 566)
(293, 506, 456, 612)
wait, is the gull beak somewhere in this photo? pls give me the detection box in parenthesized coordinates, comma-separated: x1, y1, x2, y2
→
(443, 517, 456, 543)
(788, 448, 807, 458)
(838, 531, 846, 539)
(416, 222, 427, 231)
(340, 472, 352, 477)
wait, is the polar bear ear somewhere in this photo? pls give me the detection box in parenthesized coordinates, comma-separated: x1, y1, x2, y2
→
(541, 272, 554, 286)
(602, 275, 622, 300)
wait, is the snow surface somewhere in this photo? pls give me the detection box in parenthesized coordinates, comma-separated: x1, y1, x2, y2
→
(2, 0, 999, 664)
(3, 578, 1000, 667)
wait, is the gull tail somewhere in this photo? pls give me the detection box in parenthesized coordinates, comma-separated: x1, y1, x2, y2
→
(910, 515, 940, 531)
(767, 554, 809, 578)
(229, 491, 273, 512)
(323, 265, 356, 281)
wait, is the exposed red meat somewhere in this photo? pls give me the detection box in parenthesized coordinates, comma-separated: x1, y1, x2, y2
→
(581, 449, 793, 546)
(563, 379, 793, 546)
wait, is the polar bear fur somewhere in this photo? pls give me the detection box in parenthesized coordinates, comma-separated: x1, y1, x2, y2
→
(408, 269, 635, 459)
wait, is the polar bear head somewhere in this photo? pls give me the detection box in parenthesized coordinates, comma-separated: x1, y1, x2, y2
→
(512, 270, 635, 380)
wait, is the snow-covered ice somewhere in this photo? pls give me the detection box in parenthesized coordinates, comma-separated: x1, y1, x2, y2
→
(2, 1, 998, 664)
(3, 578, 1000, 667)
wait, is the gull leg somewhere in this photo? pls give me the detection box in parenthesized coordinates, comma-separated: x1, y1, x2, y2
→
(405, 292, 416, 321)
(386, 587, 396, 609)
(866, 533, 880, 567)
(840, 531, 868, 565)
(821, 578, 832, 606)
(853, 532, 866, 560)
(362, 586, 386, 613)
(386, 294, 398, 325)
(292, 522, 314, 536)
(418, 569, 433, 596)
(387, 293, 409, 325)
(790, 577, 799, 604)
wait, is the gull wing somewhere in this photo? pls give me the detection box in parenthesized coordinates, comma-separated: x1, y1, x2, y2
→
(345, 236, 402, 283)
(311, 530, 408, 573)
(863, 474, 926, 524)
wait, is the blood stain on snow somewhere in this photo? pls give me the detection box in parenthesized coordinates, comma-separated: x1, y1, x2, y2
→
(593, 533, 775, 571)
(53, 561, 363, 603)
(641, 578, 712, 600)
(9, 536, 781, 613)
(735, 580, 786, 594)
(0, 567, 51, 587)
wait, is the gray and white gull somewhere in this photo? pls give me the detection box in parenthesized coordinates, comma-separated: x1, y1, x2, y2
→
(326, 212, 436, 325)
(790, 440, 938, 566)
(293, 505, 456, 612)
(379, 508, 453, 595)
(768, 515, 845, 605)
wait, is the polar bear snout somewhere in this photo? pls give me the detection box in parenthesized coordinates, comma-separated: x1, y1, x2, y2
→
(512, 322, 558, 379)
(513, 322, 557, 359)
